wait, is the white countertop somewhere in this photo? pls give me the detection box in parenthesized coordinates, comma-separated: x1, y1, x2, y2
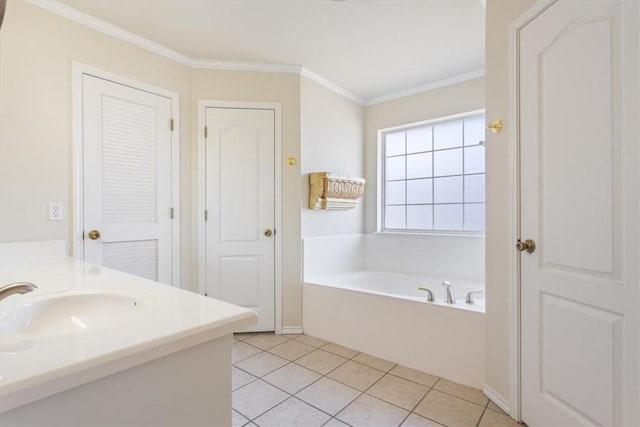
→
(0, 255, 257, 413)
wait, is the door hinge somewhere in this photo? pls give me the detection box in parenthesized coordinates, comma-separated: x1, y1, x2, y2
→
(204, 209, 208, 221)
(204, 126, 208, 138)
(170, 118, 174, 131)
(170, 207, 175, 219)
(82, 230, 85, 240)
(204, 292, 208, 297)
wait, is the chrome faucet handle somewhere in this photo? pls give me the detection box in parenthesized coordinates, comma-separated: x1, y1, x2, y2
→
(441, 281, 456, 304)
(465, 289, 485, 304)
(0, 282, 38, 302)
(417, 287, 434, 302)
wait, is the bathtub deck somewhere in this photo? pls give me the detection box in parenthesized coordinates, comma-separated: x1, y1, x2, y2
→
(232, 332, 520, 427)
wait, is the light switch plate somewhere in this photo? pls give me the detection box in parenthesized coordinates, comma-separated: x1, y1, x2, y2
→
(48, 202, 63, 221)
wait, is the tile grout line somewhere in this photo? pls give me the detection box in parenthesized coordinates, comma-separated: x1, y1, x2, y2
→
(232, 335, 345, 425)
(234, 343, 360, 425)
(430, 388, 489, 408)
(235, 335, 488, 427)
(291, 344, 366, 423)
(475, 405, 489, 427)
(332, 363, 409, 425)
(398, 377, 443, 426)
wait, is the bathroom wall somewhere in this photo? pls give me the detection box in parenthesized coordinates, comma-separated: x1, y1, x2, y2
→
(191, 68, 303, 330)
(484, 0, 536, 407)
(363, 77, 485, 234)
(0, 1, 194, 288)
(300, 77, 365, 237)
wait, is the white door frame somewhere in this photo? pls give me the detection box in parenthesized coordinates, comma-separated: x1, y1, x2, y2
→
(71, 61, 181, 287)
(198, 100, 283, 334)
(505, 0, 556, 422)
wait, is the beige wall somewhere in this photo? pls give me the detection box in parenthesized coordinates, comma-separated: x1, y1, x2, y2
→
(363, 77, 485, 233)
(191, 69, 303, 329)
(0, 0, 527, 368)
(484, 0, 536, 406)
(0, 1, 194, 287)
(300, 77, 365, 237)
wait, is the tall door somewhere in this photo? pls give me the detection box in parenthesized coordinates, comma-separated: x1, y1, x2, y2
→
(519, 1, 638, 426)
(82, 74, 174, 284)
(205, 107, 275, 332)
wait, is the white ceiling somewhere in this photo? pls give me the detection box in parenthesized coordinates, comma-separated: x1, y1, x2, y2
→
(57, 0, 485, 102)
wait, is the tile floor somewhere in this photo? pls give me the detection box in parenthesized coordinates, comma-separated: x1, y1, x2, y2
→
(232, 332, 522, 427)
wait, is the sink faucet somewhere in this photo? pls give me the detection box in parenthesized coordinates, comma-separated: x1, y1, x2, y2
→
(0, 282, 37, 302)
(442, 281, 455, 304)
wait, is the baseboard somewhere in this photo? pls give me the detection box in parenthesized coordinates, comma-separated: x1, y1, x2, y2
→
(483, 384, 511, 415)
(281, 326, 304, 335)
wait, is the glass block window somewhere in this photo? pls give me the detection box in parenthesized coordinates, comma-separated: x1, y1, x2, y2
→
(381, 113, 485, 233)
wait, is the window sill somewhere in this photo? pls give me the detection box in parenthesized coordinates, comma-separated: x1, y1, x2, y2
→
(374, 230, 485, 238)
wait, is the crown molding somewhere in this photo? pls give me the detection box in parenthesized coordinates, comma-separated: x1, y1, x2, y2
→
(300, 68, 365, 105)
(191, 59, 302, 74)
(364, 69, 486, 106)
(25, 0, 193, 66)
(26, 0, 483, 107)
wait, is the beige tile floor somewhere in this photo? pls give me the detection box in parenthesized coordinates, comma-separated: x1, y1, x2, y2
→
(232, 332, 523, 427)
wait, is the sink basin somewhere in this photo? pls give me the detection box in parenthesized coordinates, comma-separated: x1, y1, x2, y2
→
(1, 291, 145, 337)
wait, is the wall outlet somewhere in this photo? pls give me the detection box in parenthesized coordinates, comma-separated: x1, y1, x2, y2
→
(48, 202, 63, 221)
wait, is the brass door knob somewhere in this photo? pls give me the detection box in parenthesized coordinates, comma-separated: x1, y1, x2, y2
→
(264, 229, 273, 237)
(87, 230, 101, 240)
(516, 239, 535, 253)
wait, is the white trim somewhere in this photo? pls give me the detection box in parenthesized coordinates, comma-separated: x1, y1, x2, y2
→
(483, 385, 511, 415)
(27, 0, 192, 66)
(364, 69, 486, 106)
(300, 68, 365, 105)
(506, 0, 556, 422)
(192, 59, 302, 74)
(281, 326, 304, 335)
(26, 0, 488, 107)
(71, 61, 182, 288)
(377, 108, 486, 134)
(72, 63, 85, 260)
(198, 100, 283, 335)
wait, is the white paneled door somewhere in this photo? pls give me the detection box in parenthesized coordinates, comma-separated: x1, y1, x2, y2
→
(82, 74, 174, 284)
(205, 108, 275, 332)
(519, 1, 638, 426)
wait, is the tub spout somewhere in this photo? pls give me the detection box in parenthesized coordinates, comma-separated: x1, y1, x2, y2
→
(417, 287, 434, 302)
(0, 282, 37, 302)
(442, 281, 455, 304)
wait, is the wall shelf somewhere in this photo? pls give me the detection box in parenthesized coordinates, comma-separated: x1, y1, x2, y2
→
(308, 172, 365, 210)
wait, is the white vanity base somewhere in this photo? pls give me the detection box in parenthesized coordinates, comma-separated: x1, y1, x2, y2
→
(0, 335, 232, 426)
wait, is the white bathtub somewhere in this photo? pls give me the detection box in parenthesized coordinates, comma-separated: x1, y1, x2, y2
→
(303, 270, 485, 388)
(314, 271, 486, 312)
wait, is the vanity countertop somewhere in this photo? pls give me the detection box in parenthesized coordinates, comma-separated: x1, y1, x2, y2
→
(0, 255, 257, 413)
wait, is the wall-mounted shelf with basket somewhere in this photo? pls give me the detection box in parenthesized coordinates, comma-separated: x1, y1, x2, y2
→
(308, 172, 365, 210)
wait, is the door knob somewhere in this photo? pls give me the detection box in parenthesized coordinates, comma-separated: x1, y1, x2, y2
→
(87, 230, 101, 240)
(264, 229, 273, 237)
(516, 239, 535, 253)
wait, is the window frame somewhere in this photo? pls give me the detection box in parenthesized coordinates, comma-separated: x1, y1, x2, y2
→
(377, 109, 486, 236)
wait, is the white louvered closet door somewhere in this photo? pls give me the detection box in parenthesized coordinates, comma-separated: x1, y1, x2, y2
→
(82, 75, 173, 284)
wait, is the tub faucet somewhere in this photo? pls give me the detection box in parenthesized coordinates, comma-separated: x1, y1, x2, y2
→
(442, 281, 455, 304)
(465, 290, 485, 304)
(417, 287, 434, 302)
(0, 282, 37, 302)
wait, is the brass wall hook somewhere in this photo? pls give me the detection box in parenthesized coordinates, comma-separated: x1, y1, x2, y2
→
(487, 119, 503, 134)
